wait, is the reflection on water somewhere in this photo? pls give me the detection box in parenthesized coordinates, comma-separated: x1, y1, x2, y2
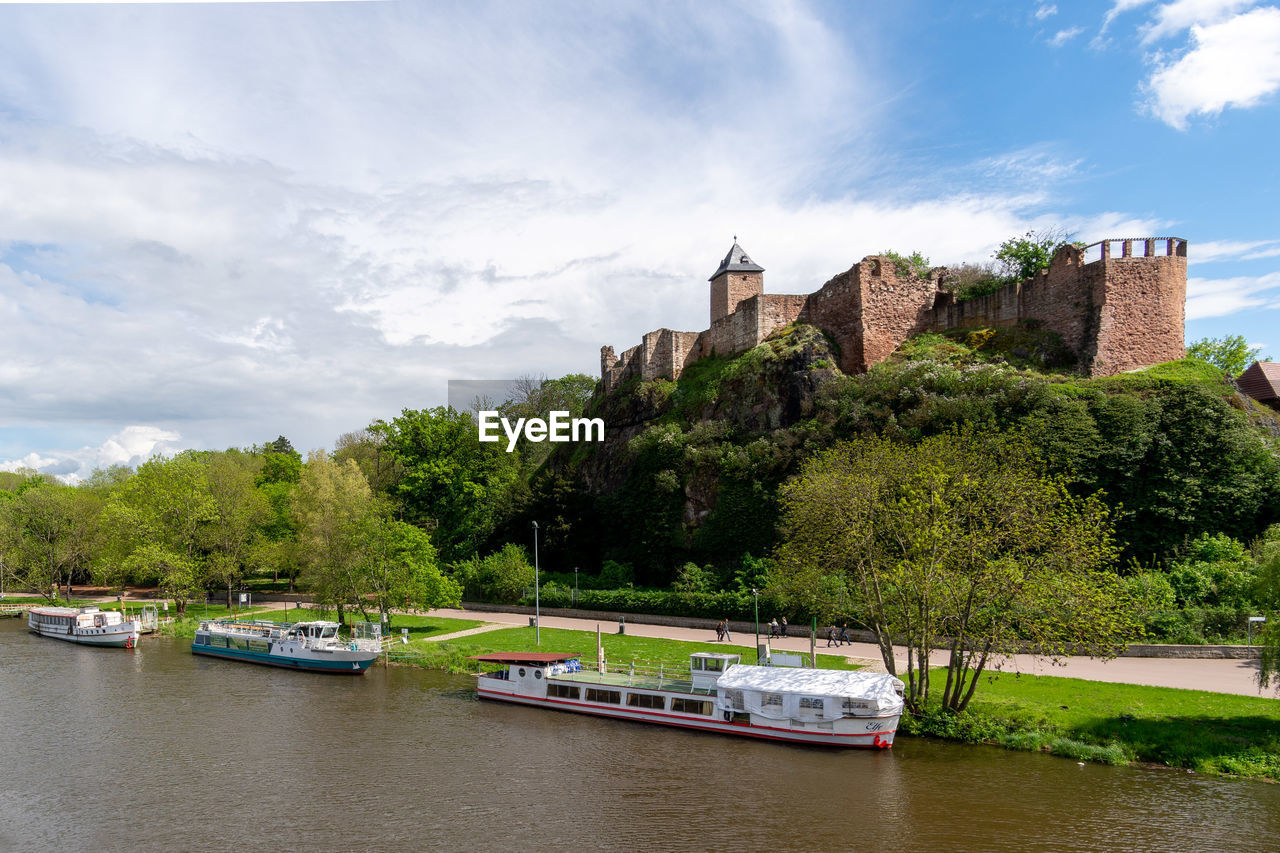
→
(2, 619, 1278, 852)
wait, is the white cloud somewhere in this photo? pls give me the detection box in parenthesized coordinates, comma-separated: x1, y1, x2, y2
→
(1139, 0, 1261, 43)
(1049, 26, 1085, 46)
(1188, 238, 1280, 262)
(1036, 4, 1059, 20)
(0, 2, 1190, 472)
(1101, 0, 1157, 33)
(0, 425, 184, 483)
(1185, 271, 1280, 318)
(1143, 7, 1280, 128)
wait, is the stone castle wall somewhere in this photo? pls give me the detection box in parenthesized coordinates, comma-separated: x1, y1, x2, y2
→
(601, 237, 1188, 391)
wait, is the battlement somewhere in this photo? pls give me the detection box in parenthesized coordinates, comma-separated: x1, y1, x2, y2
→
(601, 237, 1188, 391)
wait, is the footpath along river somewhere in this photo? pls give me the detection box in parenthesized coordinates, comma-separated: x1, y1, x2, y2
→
(2, 619, 1278, 852)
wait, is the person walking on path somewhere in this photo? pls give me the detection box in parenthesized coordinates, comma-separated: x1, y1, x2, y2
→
(827, 626, 838, 647)
(780, 617, 788, 638)
(840, 623, 851, 646)
(769, 618, 780, 639)
(721, 618, 732, 643)
(715, 620, 724, 642)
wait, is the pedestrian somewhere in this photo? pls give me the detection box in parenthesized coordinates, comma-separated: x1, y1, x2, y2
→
(840, 623, 851, 646)
(769, 618, 780, 638)
(780, 617, 788, 638)
(715, 620, 724, 642)
(721, 617, 732, 643)
(827, 626, 837, 647)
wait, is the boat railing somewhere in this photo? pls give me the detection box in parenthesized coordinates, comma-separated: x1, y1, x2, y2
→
(572, 660, 714, 694)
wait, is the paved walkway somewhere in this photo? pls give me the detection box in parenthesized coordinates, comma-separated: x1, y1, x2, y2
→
(426, 608, 1273, 698)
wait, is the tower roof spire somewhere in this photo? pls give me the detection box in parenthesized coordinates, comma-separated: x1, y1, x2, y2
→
(708, 240, 764, 281)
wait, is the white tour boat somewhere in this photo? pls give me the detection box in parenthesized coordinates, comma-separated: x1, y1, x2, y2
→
(474, 651, 905, 748)
(192, 618, 383, 674)
(28, 605, 141, 649)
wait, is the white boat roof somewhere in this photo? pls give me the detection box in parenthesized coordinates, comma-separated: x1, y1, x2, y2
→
(716, 665, 904, 708)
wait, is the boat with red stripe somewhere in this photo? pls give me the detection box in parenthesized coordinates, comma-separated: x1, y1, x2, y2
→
(473, 650, 904, 748)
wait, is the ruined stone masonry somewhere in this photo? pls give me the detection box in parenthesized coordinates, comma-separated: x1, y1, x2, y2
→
(600, 237, 1188, 391)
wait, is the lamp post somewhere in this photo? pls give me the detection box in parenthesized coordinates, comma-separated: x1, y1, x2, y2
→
(751, 588, 760, 657)
(1248, 615, 1266, 645)
(532, 520, 541, 646)
(573, 567, 579, 606)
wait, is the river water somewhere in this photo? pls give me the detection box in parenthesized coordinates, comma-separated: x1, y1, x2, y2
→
(2, 619, 1278, 852)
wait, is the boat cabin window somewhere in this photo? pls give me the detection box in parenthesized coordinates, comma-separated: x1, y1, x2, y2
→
(671, 698, 713, 716)
(722, 689, 745, 711)
(842, 698, 870, 712)
(547, 684, 580, 700)
(798, 697, 824, 717)
(762, 692, 783, 708)
(321, 626, 337, 639)
(626, 693, 664, 710)
(585, 688, 621, 705)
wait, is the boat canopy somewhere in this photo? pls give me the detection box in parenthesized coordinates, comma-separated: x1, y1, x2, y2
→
(470, 652, 581, 665)
(715, 665, 905, 712)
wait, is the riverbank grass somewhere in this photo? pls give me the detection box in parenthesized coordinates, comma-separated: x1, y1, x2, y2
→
(392, 625, 862, 673)
(905, 670, 1280, 781)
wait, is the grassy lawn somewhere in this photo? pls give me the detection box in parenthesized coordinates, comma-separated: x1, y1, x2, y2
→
(908, 669, 1280, 781)
(254, 607, 484, 641)
(391, 624, 862, 673)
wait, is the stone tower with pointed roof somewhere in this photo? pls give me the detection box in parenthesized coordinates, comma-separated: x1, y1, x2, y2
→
(708, 241, 764, 324)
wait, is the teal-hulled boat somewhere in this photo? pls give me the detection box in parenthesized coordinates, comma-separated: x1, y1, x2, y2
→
(192, 618, 381, 674)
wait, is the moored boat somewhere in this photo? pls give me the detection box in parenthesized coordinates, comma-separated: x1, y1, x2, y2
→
(191, 618, 382, 674)
(28, 605, 141, 649)
(473, 651, 905, 747)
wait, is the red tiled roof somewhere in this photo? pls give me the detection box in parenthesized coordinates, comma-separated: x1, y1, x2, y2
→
(1238, 361, 1280, 403)
(469, 652, 581, 664)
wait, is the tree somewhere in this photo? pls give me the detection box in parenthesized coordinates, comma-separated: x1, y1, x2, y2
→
(370, 407, 520, 562)
(357, 517, 460, 630)
(1254, 524, 1280, 692)
(292, 451, 375, 626)
(0, 483, 102, 600)
(994, 228, 1075, 282)
(202, 451, 268, 605)
(774, 431, 1139, 714)
(101, 453, 215, 613)
(1187, 335, 1264, 375)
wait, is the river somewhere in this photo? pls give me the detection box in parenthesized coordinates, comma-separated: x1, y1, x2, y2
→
(1, 619, 1277, 852)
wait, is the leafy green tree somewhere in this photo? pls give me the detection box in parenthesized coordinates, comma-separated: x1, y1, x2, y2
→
(1254, 524, 1280, 691)
(0, 483, 102, 600)
(452, 543, 535, 603)
(202, 451, 268, 605)
(994, 228, 1074, 282)
(292, 451, 374, 627)
(1187, 335, 1264, 375)
(370, 407, 520, 562)
(774, 431, 1139, 714)
(357, 517, 460, 630)
(101, 453, 216, 613)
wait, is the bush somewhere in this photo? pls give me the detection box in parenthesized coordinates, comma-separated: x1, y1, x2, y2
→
(451, 544, 535, 603)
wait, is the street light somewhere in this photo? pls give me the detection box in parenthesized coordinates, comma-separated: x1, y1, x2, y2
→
(1248, 615, 1266, 645)
(573, 567, 579, 606)
(531, 520, 541, 646)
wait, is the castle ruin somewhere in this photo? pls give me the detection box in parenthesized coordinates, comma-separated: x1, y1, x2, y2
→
(601, 237, 1188, 391)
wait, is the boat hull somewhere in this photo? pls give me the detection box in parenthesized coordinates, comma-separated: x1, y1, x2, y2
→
(191, 642, 377, 674)
(28, 620, 139, 648)
(477, 685, 899, 748)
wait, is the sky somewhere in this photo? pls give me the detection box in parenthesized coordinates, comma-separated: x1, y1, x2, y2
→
(0, 0, 1278, 481)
